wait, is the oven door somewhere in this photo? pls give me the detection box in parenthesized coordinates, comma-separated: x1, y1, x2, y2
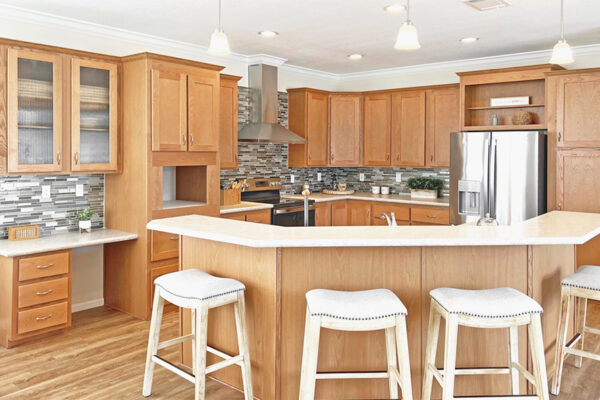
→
(272, 206, 315, 226)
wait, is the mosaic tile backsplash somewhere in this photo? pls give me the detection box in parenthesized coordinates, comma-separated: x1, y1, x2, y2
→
(221, 88, 450, 197)
(0, 174, 104, 239)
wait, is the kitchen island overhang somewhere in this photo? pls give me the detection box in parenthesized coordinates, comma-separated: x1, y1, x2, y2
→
(146, 211, 600, 400)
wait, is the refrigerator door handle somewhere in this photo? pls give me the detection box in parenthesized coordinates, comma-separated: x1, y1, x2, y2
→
(489, 139, 498, 218)
(483, 138, 490, 216)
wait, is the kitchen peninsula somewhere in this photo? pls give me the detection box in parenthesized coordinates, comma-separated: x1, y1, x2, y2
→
(147, 211, 600, 400)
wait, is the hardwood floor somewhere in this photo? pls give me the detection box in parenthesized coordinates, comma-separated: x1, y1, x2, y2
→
(0, 303, 598, 400)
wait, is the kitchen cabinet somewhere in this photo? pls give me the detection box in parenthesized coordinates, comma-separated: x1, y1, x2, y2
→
(391, 90, 426, 167)
(71, 58, 119, 172)
(222, 209, 271, 224)
(150, 230, 179, 261)
(556, 149, 600, 213)
(288, 88, 329, 167)
(363, 94, 391, 166)
(371, 202, 410, 225)
(331, 201, 348, 226)
(410, 206, 450, 225)
(426, 86, 459, 168)
(329, 95, 361, 166)
(315, 202, 332, 226)
(347, 200, 371, 226)
(219, 74, 241, 169)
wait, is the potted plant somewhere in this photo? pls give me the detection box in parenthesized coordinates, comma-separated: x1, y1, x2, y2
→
(406, 178, 444, 199)
(75, 207, 94, 233)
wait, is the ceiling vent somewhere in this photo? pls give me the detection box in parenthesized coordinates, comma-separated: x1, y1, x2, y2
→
(462, 0, 511, 11)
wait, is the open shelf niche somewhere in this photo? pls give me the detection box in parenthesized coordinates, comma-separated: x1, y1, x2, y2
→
(161, 166, 208, 210)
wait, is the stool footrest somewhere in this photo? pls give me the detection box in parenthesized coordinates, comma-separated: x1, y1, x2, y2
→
(316, 371, 389, 380)
(157, 334, 195, 350)
(563, 347, 600, 362)
(454, 396, 538, 399)
(584, 326, 600, 336)
(205, 355, 244, 374)
(152, 355, 195, 384)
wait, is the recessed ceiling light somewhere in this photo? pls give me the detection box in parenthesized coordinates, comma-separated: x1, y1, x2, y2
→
(347, 54, 363, 60)
(383, 4, 406, 13)
(258, 30, 278, 38)
(460, 37, 480, 43)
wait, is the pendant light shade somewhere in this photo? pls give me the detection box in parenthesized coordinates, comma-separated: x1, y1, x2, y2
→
(208, 0, 231, 56)
(549, 0, 574, 64)
(394, 0, 420, 50)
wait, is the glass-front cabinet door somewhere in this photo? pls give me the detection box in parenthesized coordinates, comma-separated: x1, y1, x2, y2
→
(71, 58, 118, 171)
(7, 49, 63, 173)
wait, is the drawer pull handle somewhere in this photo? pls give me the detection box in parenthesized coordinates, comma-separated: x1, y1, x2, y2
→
(427, 215, 437, 219)
(36, 263, 54, 269)
(36, 289, 54, 296)
(36, 314, 53, 321)
(169, 237, 178, 240)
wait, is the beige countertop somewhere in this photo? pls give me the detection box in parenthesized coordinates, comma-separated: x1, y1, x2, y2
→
(283, 192, 449, 207)
(0, 229, 138, 257)
(220, 201, 273, 215)
(147, 211, 600, 248)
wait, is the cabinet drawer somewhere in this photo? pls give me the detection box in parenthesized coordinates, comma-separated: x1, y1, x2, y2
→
(222, 212, 246, 221)
(371, 202, 410, 224)
(151, 231, 180, 261)
(18, 301, 68, 335)
(411, 207, 450, 225)
(18, 252, 69, 282)
(18, 277, 69, 309)
(245, 210, 271, 224)
(151, 264, 179, 309)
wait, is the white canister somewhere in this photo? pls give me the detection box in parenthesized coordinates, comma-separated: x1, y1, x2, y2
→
(381, 186, 390, 195)
(371, 186, 380, 194)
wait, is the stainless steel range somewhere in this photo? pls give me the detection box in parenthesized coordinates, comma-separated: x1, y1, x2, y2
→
(240, 178, 315, 226)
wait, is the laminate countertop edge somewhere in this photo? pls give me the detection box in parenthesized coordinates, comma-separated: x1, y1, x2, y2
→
(282, 192, 450, 207)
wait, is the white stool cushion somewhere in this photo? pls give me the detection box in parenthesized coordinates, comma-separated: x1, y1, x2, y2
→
(154, 269, 245, 308)
(430, 287, 542, 319)
(306, 288, 407, 321)
(562, 265, 600, 291)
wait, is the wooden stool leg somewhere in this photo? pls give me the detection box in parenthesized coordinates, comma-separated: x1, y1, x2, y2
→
(191, 309, 196, 375)
(575, 297, 588, 368)
(299, 307, 321, 400)
(507, 326, 520, 395)
(234, 292, 254, 400)
(142, 287, 165, 397)
(194, 305, 209, 400)
(385, 326, 399, 399)
(551, 286, 571, 396)
(529, 314, 550, 400)
(442, 315, 459, 400)
(422, 302, 441, 400)
(395, 315, 413, 400)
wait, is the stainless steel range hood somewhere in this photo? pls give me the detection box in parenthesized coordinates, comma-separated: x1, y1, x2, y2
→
(238, 64, 306, 144)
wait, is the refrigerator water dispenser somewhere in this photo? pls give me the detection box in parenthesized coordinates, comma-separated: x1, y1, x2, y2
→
(458, 180, 481, 215)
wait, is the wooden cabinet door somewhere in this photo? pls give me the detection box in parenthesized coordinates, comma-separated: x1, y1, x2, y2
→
(331, 201, 348, 226)
(306, 91, 328, 166)
(557, 149, 600, 212)
(315, 202, 332, 226)
(7, 48, 64, 173)
(151, 69, 187, 151)
(347, 200, 372, 226)
(363, 94, 391, 166)
(391, 90, 426, 167)
(188, 73, 219, 152)
(556, 73, 600, 148)
(426, 87, 459, 168)
(219, 77, 238, 168)
(329, 95, 361, 166)
(71, 58, 119, 172)
(245, 210, 271, 224)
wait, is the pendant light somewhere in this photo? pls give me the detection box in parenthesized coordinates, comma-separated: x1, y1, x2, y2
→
(394, 0, 420, 50)
(549, 0, 574, 64)
(208, 0, 231, 56)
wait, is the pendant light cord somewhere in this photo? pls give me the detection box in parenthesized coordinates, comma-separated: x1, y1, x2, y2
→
(219, 0, 223, 31)
(406, 0, 411, 23)
(560, 0, 564, 40)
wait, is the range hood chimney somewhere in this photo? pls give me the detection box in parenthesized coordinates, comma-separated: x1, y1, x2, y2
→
(238, 64, 306, 144)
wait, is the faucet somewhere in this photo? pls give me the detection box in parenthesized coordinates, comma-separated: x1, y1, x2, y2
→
(302, 182, 311, 227)
(379, 212, 397, 226)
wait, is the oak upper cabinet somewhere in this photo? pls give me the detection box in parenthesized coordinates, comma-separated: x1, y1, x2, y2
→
(391, 90, 426, 167)
(347, 200, 371, 226)
(71, 58, 119, 172)
(187, 73, 219, 152)
(219, 74, 241, 169)
(7, 48, 64, 173)
(426, 86, 459, 168)
(556, 149, 600, 212)
(552, 71, 600, 148)
(363, 94, 391, 166)
(288, 88, 329, 167)
(151, 69, 187, 151)
(329, 95, 361, 166)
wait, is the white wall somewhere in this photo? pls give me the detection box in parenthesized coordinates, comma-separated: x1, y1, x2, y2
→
(71, 245, 104, 312)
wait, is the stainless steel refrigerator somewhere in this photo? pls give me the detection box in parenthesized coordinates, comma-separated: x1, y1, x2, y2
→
(450, 131, 546, 225)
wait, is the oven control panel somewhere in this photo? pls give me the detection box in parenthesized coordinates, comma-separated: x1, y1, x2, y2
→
(244, 178, 282, 192)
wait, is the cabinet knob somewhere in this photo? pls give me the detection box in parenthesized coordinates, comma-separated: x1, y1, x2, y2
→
(56, 152, 61, 165)
(396, 153, 399, 161)
(183, 134, 187, 145)
(190, 135, 195, 145)
(74, 152, 79, 165)
(558, 131, 562, 143)
(386, 153, 390, 160)
(557, 204, 562, 211)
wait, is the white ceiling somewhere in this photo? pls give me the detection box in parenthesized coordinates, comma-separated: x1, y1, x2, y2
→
(1, 0, 600, 74)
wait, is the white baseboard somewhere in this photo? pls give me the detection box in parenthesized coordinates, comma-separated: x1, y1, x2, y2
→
(72, 298, 104, 313)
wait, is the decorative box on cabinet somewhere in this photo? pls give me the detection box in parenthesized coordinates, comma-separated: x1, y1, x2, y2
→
(288, 88, 329, 167)
(219, 74, 241, 169)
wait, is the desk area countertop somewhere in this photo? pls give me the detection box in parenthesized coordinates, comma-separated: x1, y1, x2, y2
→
(282, 192, 449, 207)
(220, 201, 273, 215)
(0, 229, 138, 257)
(147, 211, 600, 248)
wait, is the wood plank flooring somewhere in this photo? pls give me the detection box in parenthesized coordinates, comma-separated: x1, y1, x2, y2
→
(0, 303, 598, 399)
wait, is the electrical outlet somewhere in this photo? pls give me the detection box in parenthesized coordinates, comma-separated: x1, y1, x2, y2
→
(76, 184, 84, 197)
(396, 172, 402, 183)
(359, 173, 365, 182)
(317, 172, 322, 181)
(41, 185, 51, 202)
(290, 174, 295, 183)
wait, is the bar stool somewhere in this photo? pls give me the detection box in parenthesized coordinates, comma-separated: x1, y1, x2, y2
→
(551, 265, 600, 395)
(422, 287, 549, 400)
(298, 288, 413, 400)
(142, 269, 253, 400)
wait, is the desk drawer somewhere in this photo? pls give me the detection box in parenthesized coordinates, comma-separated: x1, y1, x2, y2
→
(411, 207, 450, 225)
(18, 252, 69, 282)
(151, 231, 179, 261)
(18, 277, 69, 309)
(18, 301, 68, 334)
